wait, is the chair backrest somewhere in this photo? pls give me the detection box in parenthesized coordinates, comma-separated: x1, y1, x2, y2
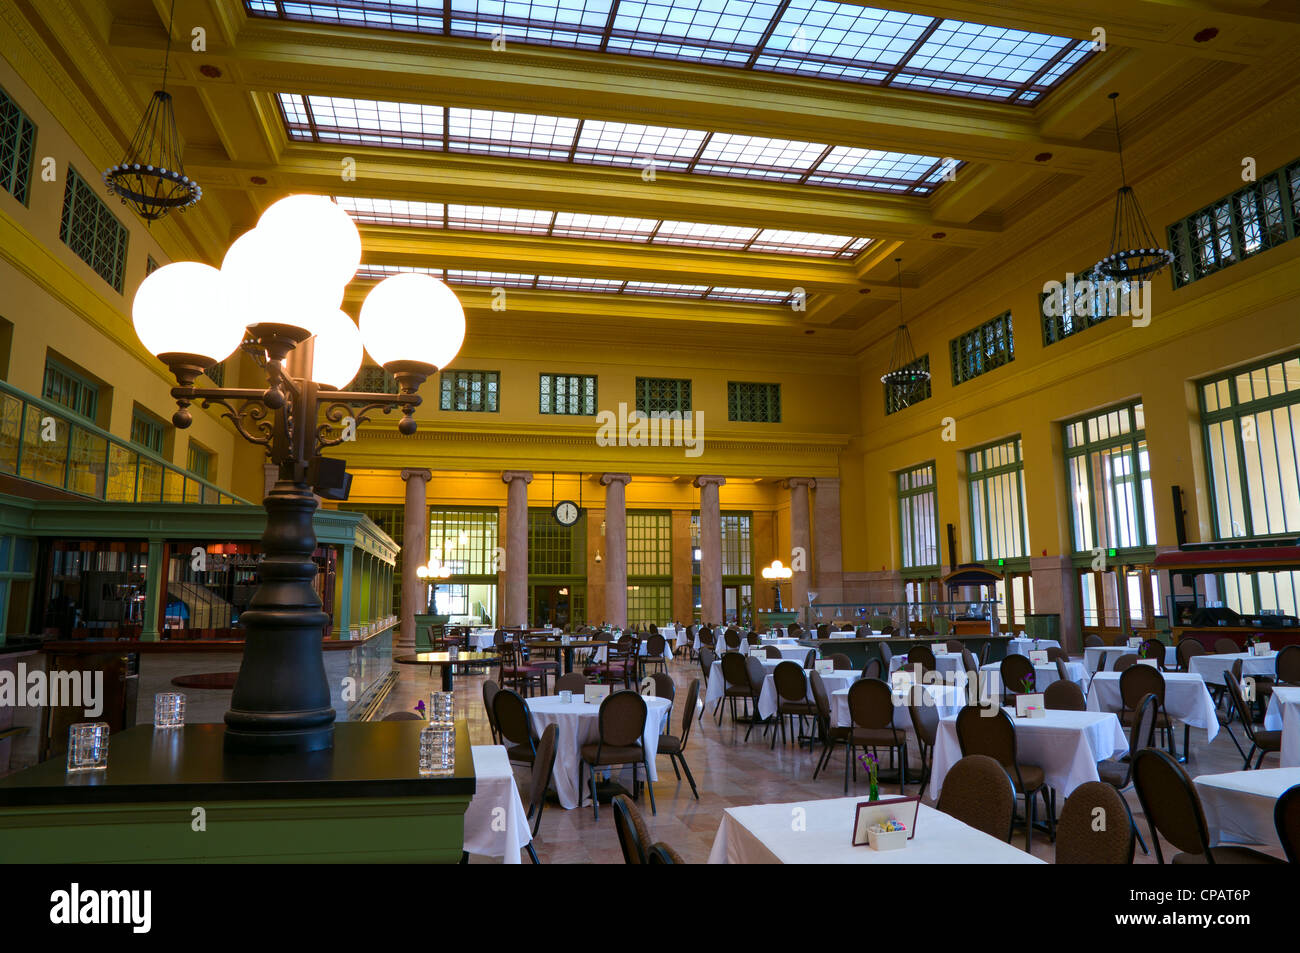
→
(1214, 637, 1240, 654)
(979, 642, 992, 667)
(724, 628, 742, 649)
(526, 723, 558, 823)
(598, 690, 648, 748)
(1222, 670, 1261, 742)
(651, 672, 675, 704)
(678, 678, 700, 749)
(1132, 747, 1212, 863)
(646, 842, 685, 864)
(699, 646, 717, 682)
(829, 653, 852, 671)
(1176, 638, 1206, 671)
(817, 623, 832, 639)
(1046, 646, 1070, 663)
(802, 649, 816, 669)
(956, 704, 1017, 770)
(846, 678, 894, 731)
(1276, 644, 1300, 685)
(1044, 680, 1086, 711)
(647, 633, 666, 656)
(764, 645, 782, 659)
(1054, 658, 1070, 685)
(880, 624, 895, 635)
(745, 654, 768, 695)
(999, 653, 1035, 694)
(1085, 634, 1104, 647)
(946, 639, 963, 654)
(492, 688, 535, 749)
(861, 658, 883, 681)
(1055, 781, 1135, 864)
(612, 794, 650, 864)
(909, 645, 937, 673)
(1139, 638, 1166, 669)
(809, 670, 831, 724)
(382, 711, 422, 720)
(1112, 653, 1138, 672)
(906, 686, 939, 746)
(878, 642, 893, 667)
(482, 679, 501, 733)
(961, 647, 978, 677)
(1129, 692, 1159, 761)
(773, 661, 808, 703)
(720, 651, 749, 690)
(1119, 663, 1165, 710)
(936, 754, 1015, 841)
(1276, 784, 1300, 864)
(700, 627, 716, 647)
(555, 672, 587, 695)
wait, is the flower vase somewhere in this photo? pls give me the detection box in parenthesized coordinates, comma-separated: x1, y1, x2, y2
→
(869, 774, 879, 802)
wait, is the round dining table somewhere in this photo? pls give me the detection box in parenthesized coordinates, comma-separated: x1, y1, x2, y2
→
(395, 651, 499, 691)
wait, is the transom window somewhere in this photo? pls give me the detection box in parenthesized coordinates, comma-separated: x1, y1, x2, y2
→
(0, 84, 37, 205)
(130, 408, 166, 455)
(1168, 158, 1300, 289)
(187, 443, 213, 481)
(539, 373, 596, 416)
(42, 359, 99, 421)
(253, 4, 1094, 105)
(1064, 401, 1156, 553)
(528, 508, 584, 576)
(968, 437, 1029, 561)
(59, 167, 129, 293)
(351, 364, 397, 394)
(429, 508, 499, 576)
(950, 311, 1014, 385)
(440, 370, 499, 412)
(898, 463, 939, 570)
(884, 354, 931, 415)
(280, 93, 952, 195)
(635, 377, 691, 417)
(1040, 267, 1133, 346)
(727, 382, 781, 422)
(1200, 350, 1300, 539)
(627, 511, 672, 577)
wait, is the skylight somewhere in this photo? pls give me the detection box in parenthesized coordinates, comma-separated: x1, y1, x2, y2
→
(334, 195, 868, 258)
(248, 1, 1095, 104)
(280, 94, 952, 195)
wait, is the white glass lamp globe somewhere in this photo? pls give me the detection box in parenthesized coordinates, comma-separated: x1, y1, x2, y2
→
(220, 227, 345, 337)
(310, 309, 364, 390)
(133, 261, 244, 364)
(359, 273, 465, 369)
(257, 194, 362, 288)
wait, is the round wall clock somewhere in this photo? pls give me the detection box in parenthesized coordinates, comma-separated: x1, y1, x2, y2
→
(553, 500, 580, 526)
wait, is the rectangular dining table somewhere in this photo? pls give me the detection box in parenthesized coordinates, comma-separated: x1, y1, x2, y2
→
(463, 745, 534, 863)
(1086, 670, 1219, 741)
(1188, 651, 1278, 686)
(1194, 767, 1300, 850)
(1264, 686, 1300, 768)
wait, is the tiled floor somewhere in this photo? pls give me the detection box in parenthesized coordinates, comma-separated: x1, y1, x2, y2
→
(382, 655, 1289, 864)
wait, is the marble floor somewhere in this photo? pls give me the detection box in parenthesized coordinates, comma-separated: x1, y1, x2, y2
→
(381, 655, 1289, 864)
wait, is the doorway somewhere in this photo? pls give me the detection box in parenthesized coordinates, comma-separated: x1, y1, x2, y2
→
(532, 584, 573, 629)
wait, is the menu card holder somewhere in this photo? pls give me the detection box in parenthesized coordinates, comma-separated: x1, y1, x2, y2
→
(584, 684, 611, 705)
(890, 669, 915, 692)
(1253, 642, 1272, 656)
(1136, 658, 1158, 668)
(932, 646, 948, 656)
(1028, 650, 1049, 666)
(1015, 693, 1046, 718)
(1126, 637, 1142, 649)
(815, 660, 835, 675)
(853, 796, 920, 846)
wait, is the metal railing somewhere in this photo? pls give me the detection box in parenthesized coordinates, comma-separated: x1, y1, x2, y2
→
(0, 380, 247, 505)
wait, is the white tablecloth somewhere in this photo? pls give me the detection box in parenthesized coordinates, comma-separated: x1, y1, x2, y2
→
(463, 745, 533, 863)
(757, 669, 856, 720)
(704, 657, 783, 708)
(979, 661, 1086, 694)
(766, 643, 814, 661)
(929, 708, 1128, 799)
(832, 683, 967, 729)
(1086, 671, 1218, 741)
(1084, 644, 1175, 673)
(891, 654, 966, 678)
(1007, 638, 1061, 656)
(526, 693, 672, 809)
(1188, 652, 1277, 685)
(468, 628, 497, 650)
(1265, 686, 1300, 768)
(707, 797, 1042, 864)
(1194, 767, 1300, 849)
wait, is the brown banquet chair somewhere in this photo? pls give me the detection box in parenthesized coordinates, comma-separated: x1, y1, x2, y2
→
(1214, 637, 1241, 654)
(1097, 691, 1158, 855)
(956, 704, 1055, 850)
(1044, 680, 1086, 711)
(1055, 781, 1135, 864)
(999, 653, 1035, 706)
(554, 672, 587, 695)
(522, 723, 558, 864)
(657, 677, 700, 799)
(906, 685, 940, 800)
(936, 754, 1015, 842)
(771, 661, 816, 749)
(1176, 638, 1207, 672)
(844, 679, 908, 796)
(810, 670, 848, 782)
(612, 793, 651, 864)
(1275, 785, 1300, 863)
(829, 653, 852, 671)
(1275, 645, 1300, 686)
(493, 688, 539, 769)
(1222, 672, 1282, 769)
(580, 690, 655, 821)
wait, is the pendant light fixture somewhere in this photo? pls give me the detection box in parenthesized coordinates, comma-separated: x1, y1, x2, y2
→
(1094, 92, 1172, 281)
(880, 258, 929, 406)
(103, 0, 201, 224)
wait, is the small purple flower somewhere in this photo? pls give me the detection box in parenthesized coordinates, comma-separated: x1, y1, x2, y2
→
(413, 699, 426, 718)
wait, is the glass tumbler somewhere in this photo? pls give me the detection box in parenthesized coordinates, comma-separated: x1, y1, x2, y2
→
(154, 692, 186, 728)
(67, 722, 110, 772)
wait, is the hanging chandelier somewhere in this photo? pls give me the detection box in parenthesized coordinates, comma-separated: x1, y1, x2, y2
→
(880, 258, 929, 404)
(1094, 92, 1172, 281)
(103, 0, 201, 224)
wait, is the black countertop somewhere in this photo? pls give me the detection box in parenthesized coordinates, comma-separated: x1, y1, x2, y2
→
(0, 721, 475, 807)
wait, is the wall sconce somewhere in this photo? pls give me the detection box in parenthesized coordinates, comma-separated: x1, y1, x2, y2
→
(600, 519, 606, 536)
(594, 551, 603, 564)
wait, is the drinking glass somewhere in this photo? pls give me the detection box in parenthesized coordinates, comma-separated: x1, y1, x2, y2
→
(154, 692, 186, 728)
(67, 722, 110, 772)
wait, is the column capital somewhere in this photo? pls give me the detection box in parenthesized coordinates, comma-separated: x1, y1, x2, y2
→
(501, 470, 534, 485)
(600, 473, 632, 486)
(692, 475, 727, 489)
(400, 468, 432, 482)
(783, 477, 817, 490)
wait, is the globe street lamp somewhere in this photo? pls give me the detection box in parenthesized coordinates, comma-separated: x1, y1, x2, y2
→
(133, 195, 465, 754)
(761, 559, 793, 612)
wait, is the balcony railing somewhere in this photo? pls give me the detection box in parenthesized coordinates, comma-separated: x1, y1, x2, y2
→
(0, 380, 247, 505)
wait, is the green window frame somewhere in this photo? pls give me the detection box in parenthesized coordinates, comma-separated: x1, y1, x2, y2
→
(130, 408, 166, 455)
(950, 312, 1014, 386)
(528, 507, 585, 576)
(145, 255, 160, 275)
(884, 354, 931, 415)
(539, 373, 596, 415)
(626, 583, 671, 628)
(898, 462, 939, 571)
(1063, 401, 1156, 555)
(727, 381, 781, 422)
(1199, 349, 1300, 540)
(351, 364, 396, 394)
(627, 511, 672, 577)
(0, 84, 37, 205)
(186, 443, 212, 481)
(1039, 268, 1133, 345)
(968, 437, 1030, 561)
(42, 358, 99, 421)
(59, 166, 129, 293)
(428, 508, 499, 577)
(1168, 158, 1300, 289)
(635, 377, 691, 417)
(440, 370, 499, 412)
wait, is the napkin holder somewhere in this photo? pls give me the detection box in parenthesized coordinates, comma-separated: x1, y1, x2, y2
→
(584, 684, 611, 705)
(1028, 650, 1048, 665)
(1015, 693, 1046, 718)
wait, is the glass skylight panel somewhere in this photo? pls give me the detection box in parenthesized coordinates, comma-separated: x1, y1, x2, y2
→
(445, 270, 538, 287)
(447, 204, 555, 234)
(278, 0, 443, 30)
(447, 108, 580, 161)
(693, 133, 826, 182)
(550, 211, 660, 242)
(707, 286, 791, 302)
(651, 220, 757, 250)
(573, 121, 706, 171)
(357, 263, 444, 279)
(604, 0, 781, 66)
(623, 280, 711, 297)
(335, 196, 445, 228)
(805, 147, 945, 193)
(535, 274, 627, 293)
(289, 94, 445, 150)
(756, 2, 928, 83)
(895, 21, 1075, 99)
(748, 228, 858, 257)
(449, 0, 613, 48)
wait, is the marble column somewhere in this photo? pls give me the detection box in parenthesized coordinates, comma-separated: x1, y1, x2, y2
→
(694, 476, 726, 626)
(813, 476, 844, 605)
(601, 473, 631, 628)
(786, 478, 816, 620)
(398, 468, 431, 652)
(501, 471, 533, 627)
